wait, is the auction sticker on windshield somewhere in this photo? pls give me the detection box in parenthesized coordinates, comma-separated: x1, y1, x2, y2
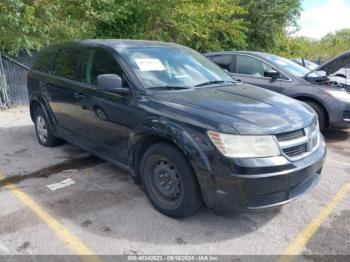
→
(135, 58, 166, 71)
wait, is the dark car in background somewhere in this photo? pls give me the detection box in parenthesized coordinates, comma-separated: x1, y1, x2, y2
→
(205, 51, 350, 131)
(27, 40, 326, 218)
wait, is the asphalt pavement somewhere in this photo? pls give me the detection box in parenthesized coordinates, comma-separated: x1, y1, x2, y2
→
(0, 106, 349, 259)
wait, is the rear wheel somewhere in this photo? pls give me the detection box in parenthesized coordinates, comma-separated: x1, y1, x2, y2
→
(302, 100, 327, 132)
(34, 107, 63, 147)
(140, 143, 202, 218)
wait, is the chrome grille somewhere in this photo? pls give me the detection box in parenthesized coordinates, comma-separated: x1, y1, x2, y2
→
(276, 129, 305, 141)
(283, 143, 307, 157)
(275, 119, 319, 161)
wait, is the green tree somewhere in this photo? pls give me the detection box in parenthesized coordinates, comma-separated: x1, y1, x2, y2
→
(140, 0, 247, 52)
(0, 0, 98, 55)
(276, 36, 315, 58)
(280, 28, 350, 61)
(320, 28, 350, 58)
(92, 0, 247, 52)
(0, 0, 248, 54)
(239, 0, 301, 52)
(0, 0, 303, 55)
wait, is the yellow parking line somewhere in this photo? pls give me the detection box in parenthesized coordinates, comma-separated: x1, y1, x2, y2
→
(279, 180, 350, 261)
(0, 171, 100, 261)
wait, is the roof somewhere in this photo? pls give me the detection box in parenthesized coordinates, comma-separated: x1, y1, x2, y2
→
(204, 50, 272, 58)
(43, 39, 184, 52)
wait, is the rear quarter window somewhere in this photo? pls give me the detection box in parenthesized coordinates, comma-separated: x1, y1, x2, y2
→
(209, 55, 232, 72)
(32, 49, 56, 73)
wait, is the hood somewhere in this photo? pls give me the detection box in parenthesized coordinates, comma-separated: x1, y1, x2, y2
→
(310, 50, 350, 75)
(329, 76, 350, 86)
(152, 83, 315, 135)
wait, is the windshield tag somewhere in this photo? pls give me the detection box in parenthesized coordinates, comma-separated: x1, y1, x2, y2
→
(135, 58, 166, 71)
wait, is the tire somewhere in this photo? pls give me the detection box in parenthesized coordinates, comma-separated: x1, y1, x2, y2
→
(34, 106, 63, 147)
(140, 143, 202, 218)
(303, 101, 327, 132)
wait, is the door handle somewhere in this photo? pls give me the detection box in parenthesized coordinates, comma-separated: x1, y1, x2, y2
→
(74, 92, 85, 99)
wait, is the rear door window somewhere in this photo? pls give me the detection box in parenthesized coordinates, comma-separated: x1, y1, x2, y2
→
(210, 55, 232, 72)
(53, 48, 81, 80)
(81, 48, 127, 86)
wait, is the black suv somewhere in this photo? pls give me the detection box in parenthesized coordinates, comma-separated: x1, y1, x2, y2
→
(27, 40, 326, 218)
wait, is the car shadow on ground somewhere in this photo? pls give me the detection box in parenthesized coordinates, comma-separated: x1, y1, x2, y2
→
(323, 129, 350, 158)
(0, 125, 281, 246)
(323, 129, 349, 143)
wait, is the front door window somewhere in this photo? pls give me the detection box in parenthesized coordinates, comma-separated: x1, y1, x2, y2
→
(81, 48, 128, 87)
(236, 55, 275, 78)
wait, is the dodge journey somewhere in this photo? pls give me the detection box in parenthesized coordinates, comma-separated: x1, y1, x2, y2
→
(27, 40, 326, 217)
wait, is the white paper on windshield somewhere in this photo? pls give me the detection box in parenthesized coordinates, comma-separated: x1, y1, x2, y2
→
(135, 58, 166, 71)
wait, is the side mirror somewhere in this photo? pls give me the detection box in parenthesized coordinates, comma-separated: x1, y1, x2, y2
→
(96, 74, 130, 95)
(264, 70, 279, 80)
(314, 70, 327, 77)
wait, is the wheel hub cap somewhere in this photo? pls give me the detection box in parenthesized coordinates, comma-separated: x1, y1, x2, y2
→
(36, 115, 48, 143)
(153, 160, 181, 199)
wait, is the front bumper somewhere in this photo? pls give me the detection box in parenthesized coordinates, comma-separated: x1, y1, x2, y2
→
(330, 100, 350, 129)
(212, 139, 326, 211)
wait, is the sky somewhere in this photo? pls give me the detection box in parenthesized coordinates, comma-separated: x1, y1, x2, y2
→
(295, 0, 350, 39)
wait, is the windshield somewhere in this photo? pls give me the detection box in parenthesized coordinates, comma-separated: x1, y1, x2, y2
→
(120, 46, 233, 89)
(304, 59, 318, 70)
(264, 54, 310, 77)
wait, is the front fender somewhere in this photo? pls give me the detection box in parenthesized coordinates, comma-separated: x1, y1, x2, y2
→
(128, 117, 217, 207)
(289, 92, 329, 109)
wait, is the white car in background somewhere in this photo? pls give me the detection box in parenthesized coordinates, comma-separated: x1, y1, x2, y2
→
(292, 51, 350, 90)
(292, 52, 350, 79)
(335, 65, 350, 79)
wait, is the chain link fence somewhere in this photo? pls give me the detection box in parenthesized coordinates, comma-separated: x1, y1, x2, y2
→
(0, 52, 36, 107)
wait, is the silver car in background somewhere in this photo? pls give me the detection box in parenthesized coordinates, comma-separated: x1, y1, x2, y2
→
(205, 51, 350, 131)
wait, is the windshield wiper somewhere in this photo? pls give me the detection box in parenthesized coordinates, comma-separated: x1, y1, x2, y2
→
(194, 80, 236, 87)
(148, 85, 191, 91)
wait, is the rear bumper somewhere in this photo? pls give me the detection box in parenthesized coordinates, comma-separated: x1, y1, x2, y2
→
(212, 139, 326, 211)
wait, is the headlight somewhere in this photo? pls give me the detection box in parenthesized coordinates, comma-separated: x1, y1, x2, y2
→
(326, 89, 350, 103)
(207, 131, 280, 158)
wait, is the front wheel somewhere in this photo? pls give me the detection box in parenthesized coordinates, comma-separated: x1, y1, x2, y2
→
(303, 101, 327, 132)
(140, 143, 202, 218)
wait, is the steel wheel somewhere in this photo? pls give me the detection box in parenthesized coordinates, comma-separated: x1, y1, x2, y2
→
(148, 156, 184, 209)
(140, 143, 203, 218)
